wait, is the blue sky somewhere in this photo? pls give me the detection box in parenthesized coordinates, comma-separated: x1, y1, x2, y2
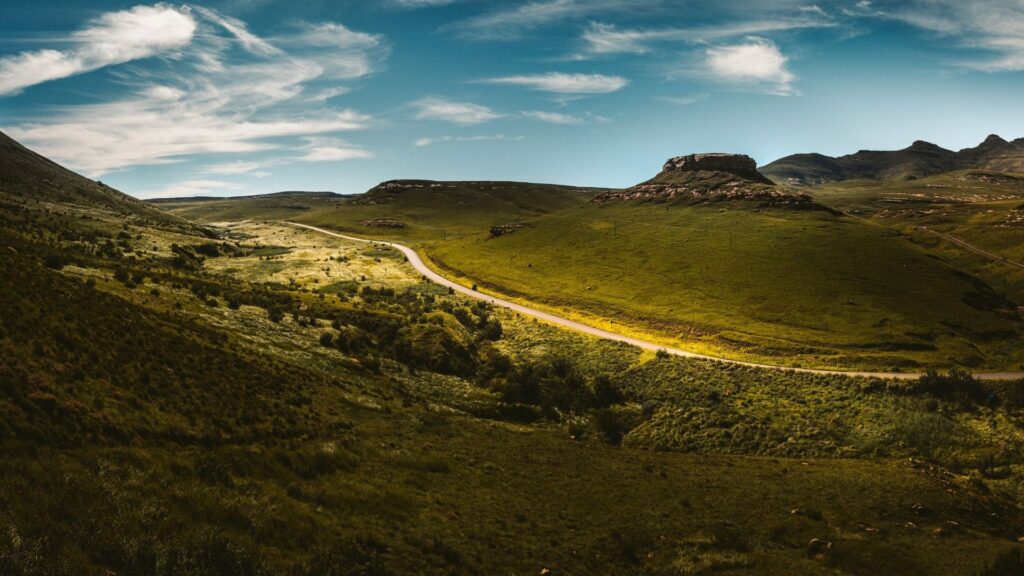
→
(2, 1, 1024, 198)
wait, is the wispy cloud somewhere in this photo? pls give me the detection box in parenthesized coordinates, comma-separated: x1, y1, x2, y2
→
(704, 37, 796, 95)
(201, 160, 275, 175)
(297, 137, 374, 162)
(656, 93, 709, 105)
(480, 72, 628, 93)
(580, 15, 834, 56)
(0, 4, 196, 95)
(447, 0, 658, 40)
(521, 110, 584, 124)
(191, 5, 281, 56)
(388, 0, 460, 7)
(415, 134, 523, 147)
(2, 5, 384, 176)
(412, 97, 503, 124)
(869, 0, 1024, 71)
(143, 178, 244, 199)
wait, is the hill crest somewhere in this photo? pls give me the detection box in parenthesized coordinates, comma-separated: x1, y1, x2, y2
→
(763, 134, 1024, 185)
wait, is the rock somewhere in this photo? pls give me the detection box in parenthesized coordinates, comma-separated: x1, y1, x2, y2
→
(360, 218, 405, 228)
(661, 153, 775, 184)
(806, 538, 832, 559)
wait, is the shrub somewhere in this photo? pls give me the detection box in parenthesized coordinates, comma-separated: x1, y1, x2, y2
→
(913, 369, 988, 407)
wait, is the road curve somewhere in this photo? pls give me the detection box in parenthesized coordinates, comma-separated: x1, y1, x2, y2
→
(286, 221, 1024, 382)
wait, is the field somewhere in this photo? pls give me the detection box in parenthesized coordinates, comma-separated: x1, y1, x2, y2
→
(810, 170, 1024, 304)
(162, 183, 1024, 372)
(4, 193, 1024, 573)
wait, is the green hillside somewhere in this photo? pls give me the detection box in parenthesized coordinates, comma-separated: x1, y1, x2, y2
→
(424, 200, 1023, 371)
(809, 170, 1024, 304)
(0, 132, 1011, 572)
(162, 172, 1024, 371)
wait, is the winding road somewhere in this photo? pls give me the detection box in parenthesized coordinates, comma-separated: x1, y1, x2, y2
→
(286, 222, 1024, 382)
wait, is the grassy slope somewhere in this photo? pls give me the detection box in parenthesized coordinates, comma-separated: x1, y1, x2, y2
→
(810, 171, 1024, 303)
(0, 131, 201, 236)
(161, 182, 1024, 371)
(3, 227, 1023, 575)
(5, 138, 1024, 573)
(426, 202, 1023, 370)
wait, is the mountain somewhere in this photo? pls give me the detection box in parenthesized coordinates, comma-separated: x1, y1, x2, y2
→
(0, 130, 201, 233)
(594, 152, 828, 210)
(762, 134, 1024, 185)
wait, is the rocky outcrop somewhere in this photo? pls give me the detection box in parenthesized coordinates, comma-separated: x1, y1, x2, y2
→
(360, 218, 405, 228)
(594, 152, 831, 211)
(661, 153, 775, 184)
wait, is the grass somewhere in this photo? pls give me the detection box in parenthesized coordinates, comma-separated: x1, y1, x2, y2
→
(7, 130, 1024, 573)
(162, 182, 1024, 371)
(811, 170, 1024, 304)
(425, 202, 1023, 371)
(3, 197, 1024, 574)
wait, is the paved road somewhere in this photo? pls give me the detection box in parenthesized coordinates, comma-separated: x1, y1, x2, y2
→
(287, 221, 1024, 381)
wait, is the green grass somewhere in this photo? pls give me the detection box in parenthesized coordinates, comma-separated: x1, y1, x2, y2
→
(3, 199, 1024, 575)
(8, 134, 1024, 574)
(162, 181, 1024, 371)
(426, 202, 1022, 371)
(811, 171, 1024, 303)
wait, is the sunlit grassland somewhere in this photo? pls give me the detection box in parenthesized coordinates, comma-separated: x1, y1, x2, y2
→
(4, 205, 1024, 574)
(161, 185, 1024, 371)
(424, 202, 1024, 371)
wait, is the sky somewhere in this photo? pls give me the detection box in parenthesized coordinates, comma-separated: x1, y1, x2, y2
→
(2, 1, 1024, 198)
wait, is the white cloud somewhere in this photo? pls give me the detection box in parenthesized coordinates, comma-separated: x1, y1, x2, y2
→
(521, 110, 584, 124)
(0, 4, 196, 95)
(481, 72, 627, 93)
(412, 97, 503, 124)
(144, 178, 244, 199)
(873, 1, 1024, 71)
(202, 160, 271, 175)
(580, 16, 834, 56)
(389, 0, 459, 7)
(190, 5, 281, 56)
(298, 137, 373, 162)
(415, 134, 523, 147)
(656, 93, 709, 105)
(3, 9, 383, 176)
(705, 38, 796, 95)
(447, 0, 654, 40)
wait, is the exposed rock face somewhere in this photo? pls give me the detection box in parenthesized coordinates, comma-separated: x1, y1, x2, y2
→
(661, 153, 775, 184)
(594, 152, 831, 211)
(360, 218, 405, 228)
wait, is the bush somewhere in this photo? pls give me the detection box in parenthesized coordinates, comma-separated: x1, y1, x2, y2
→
(913, 369, 989, 407)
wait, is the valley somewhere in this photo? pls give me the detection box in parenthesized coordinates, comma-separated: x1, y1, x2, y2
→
(3, 131, 1024, 574)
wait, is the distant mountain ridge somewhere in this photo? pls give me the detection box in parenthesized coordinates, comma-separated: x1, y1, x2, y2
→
(762, 134, 1024, 185)
(148, 191, 348, 203)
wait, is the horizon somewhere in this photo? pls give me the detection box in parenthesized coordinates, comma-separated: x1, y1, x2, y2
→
(3, 1, 1024, 198)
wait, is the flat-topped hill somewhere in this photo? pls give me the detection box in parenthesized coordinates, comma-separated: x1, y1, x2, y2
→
(595, 152, 827, 211)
